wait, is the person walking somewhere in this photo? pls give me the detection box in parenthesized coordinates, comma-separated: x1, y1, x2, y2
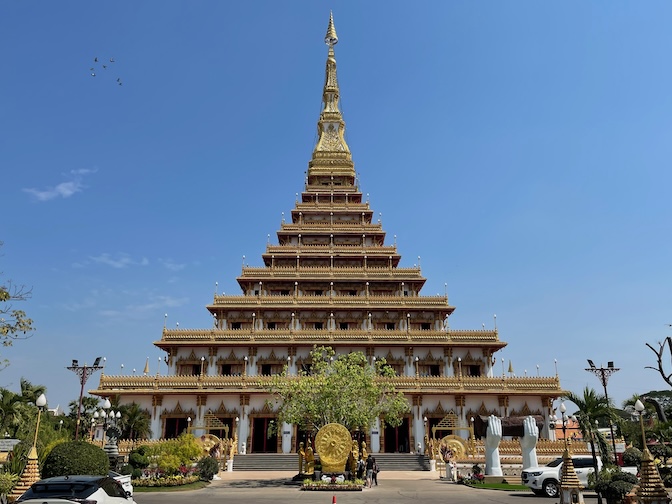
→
(365, 454, 374, 488)
(372, 457, 379, 486)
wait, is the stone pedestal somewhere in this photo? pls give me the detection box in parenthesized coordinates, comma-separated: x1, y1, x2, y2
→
(429, 459, 436, 472)
(226, 460, 233, 472)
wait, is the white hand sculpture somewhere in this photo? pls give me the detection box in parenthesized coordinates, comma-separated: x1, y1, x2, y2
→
(485, 414, 503, 476)
(520, 415, 539, 470)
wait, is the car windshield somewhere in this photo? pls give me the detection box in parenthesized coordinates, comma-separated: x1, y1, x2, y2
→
(546, 458, 563, 467)
(18, 482, 97, 500)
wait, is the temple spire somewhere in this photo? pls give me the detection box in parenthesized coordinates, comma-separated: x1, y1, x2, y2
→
(309, 12, 354, 175)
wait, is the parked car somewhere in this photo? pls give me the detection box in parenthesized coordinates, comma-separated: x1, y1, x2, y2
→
(109, 470, 134, 496)
(16, 475, 137, 504)
(521, 455, 637, 498)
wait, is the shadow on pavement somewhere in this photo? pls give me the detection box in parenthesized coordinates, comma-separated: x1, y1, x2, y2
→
(226, 478, 298, 488)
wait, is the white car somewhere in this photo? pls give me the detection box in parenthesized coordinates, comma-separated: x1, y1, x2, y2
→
(16, 475, 137, 504)
(110, 470, 134, 496)
(521, 456, 599, 497)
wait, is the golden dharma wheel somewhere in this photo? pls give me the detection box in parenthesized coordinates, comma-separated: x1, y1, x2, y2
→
(314, 423, 351, 473)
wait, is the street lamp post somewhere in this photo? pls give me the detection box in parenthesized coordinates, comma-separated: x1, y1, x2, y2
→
(634, 399, 670, 503)
(67, 357, 104, 440)
(585, 360, 619, 465)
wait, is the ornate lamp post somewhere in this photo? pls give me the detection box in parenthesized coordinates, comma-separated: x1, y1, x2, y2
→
(67, 357, 104, 440)
(8, 394, 47, 502)
(585, 360, 619, 465)
(634, 399, 670, 504)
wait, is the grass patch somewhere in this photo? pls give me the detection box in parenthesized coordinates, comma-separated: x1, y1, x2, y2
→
(134, 481, 210, 492)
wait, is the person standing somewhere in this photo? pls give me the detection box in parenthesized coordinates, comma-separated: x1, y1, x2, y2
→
(372, 457, 379, 486)
(365, 454, 374, 488)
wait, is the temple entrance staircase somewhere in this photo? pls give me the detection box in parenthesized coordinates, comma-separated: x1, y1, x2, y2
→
(231, 453, 430, 472)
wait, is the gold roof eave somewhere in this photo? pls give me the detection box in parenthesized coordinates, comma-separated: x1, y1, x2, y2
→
(90, 374, 563, 397)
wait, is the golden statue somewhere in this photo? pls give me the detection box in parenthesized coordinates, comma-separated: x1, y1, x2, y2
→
(314, 423, 351, 473)
(348, 439, 359, 474)
(360, 440, 368, 460)
(297, 442, 305, 474)
(304, 440, 315, 475)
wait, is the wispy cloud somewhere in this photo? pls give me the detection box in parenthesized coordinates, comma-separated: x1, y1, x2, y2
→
(98, 294, 189, 319)
(89, 253, 149, 269)
(159, 258, 186, 272)
(23, 167, 97, 202)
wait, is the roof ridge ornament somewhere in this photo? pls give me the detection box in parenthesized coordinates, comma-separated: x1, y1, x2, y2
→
(325, 11, 338, 46)
(309, 12, 354, 174)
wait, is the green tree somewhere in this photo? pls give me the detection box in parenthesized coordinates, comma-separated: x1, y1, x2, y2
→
(0, 244, 34, 368)
(19, 378, 46, 406)
(0, 388, 26, 438)
(267, 346, 410, 433)
(117, 402, 152, 440)
(563, 387, 614, 488)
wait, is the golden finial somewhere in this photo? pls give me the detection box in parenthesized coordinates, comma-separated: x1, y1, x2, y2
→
(325, 11, 338, 46)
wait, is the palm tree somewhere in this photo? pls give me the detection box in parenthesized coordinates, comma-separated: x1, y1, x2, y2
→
(563, 387, 614, 489)
(0, 388, 25, 438)
(19, 378, 46, 405)
(117, 403, 152, 440)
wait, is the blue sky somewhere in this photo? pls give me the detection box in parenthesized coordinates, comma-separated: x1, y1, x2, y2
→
(2, 2, 671, 413)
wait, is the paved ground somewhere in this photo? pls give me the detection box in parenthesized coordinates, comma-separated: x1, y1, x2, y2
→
(133, 471, 602, 504)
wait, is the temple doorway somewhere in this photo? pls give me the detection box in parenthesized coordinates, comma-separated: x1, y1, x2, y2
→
(252, 417, 277, 453)
(383, 417, 410, 453)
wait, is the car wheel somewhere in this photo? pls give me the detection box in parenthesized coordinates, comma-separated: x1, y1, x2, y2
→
(542, 480, 559, 498)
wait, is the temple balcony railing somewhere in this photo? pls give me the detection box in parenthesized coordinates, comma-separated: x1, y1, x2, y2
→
(212, 293, 444, 306)
(280, 222, 383, 231)
(238, 266, 423, 279)
(293, 202, 370, 211)
(91, 374, 562, 395)
(157, 327, 499, 343)
(265, 244, 398, 254)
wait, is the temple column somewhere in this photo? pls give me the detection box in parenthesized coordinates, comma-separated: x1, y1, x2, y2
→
(370, 417, 381, 453)
(281, 422, 292, 453)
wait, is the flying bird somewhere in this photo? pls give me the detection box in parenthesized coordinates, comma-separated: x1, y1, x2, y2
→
(103, 65, 107, 69)
(110, 58, 115, 63)
(91, 72, 96, 77)
(94, 57, 98, 62)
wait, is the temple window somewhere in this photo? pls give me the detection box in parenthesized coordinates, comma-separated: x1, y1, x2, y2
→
(421, 323, 431, 330)
(267, 322, 276, 329)
(467, 364, 481, 377)
(314, 322, 323, 329)
(231, 322, 241, 330)
(386, 323, 395, 330)
(339, 322, 348, 330)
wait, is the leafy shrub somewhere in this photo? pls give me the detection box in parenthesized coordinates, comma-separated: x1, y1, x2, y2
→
(196, 456, 219, 481)
(472, 464, 482, 475)
(119, 464, 133, 475)
(595, 479, 635, 504)
(623, 447, 642, 467)
(612, 471, 638, 485)
(128, 446, 150, 470)
(144, 435, 202, 476)
(0, 472, 18, 495)
(41, 441, 109, 478)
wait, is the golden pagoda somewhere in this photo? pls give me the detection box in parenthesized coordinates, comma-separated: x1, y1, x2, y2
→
(91, 13, 563, 455)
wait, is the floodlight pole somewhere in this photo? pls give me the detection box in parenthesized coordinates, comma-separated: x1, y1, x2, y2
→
(585, 361, 620, 465)
(67, 358, 104, 440)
